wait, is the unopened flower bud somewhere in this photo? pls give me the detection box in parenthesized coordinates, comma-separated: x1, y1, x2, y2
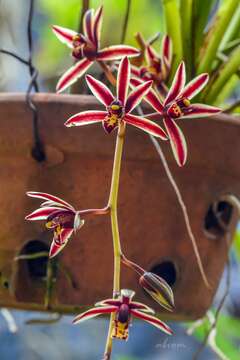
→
(140, 272, 174, 312)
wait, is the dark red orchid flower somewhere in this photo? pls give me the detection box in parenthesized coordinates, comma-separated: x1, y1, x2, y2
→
(25, 192, 84, 258)
(65, 57, 167, 139)
(73, 289, 172, 340)
(131, 35, 172, 97)
(52, 6, 139, 93)
(131, 61, 221, 166)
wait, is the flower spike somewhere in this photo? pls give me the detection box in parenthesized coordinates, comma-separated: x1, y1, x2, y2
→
(73, 289, 172, 340)
(65, 57, 168, 140)
(144, 61, 221, 166)
(52, 6, 139, 93)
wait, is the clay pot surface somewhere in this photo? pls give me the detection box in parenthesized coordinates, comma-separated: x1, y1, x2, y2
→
(0, 93, 239, 320)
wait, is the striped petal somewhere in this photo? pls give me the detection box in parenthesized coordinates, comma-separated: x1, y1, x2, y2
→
(130, 301, 155, 314)
(162, 35, 172, 68)
(124, 114, 167, 140)
(129, 77, 142, 87)
(117, 57, 130, 105)
(130, 78, 164, 113)
(145, 89, 164, 113)
(164, 62, 186, 106)
(179, 73, 209, 100)
(49, 228, 74, 258)
(125, 80, 152, 113)
(83, 9, 94, 43)
(93, 6, 103, 48)
(131, 65, 141, 78)
(52, 25, 77, 48)
(131, 309, 173, 335)
(163, 116, 187, 167)
(97, 45, 139, 61)
(86, 75, 114, 106)
(146, 45, 159, 64)
(40, 201, 72, 211)
(25, 207, 69, 221)
(27, 192, 74, 210)
(56, 58, 93, 93)
(95, 299, 122, 307)
(181, 103, 221, 119)
(65, 110, 106, 127)
(73, 306, 117, 324)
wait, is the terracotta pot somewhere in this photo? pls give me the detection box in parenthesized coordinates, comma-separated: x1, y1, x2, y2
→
(0, 93, 239, 320)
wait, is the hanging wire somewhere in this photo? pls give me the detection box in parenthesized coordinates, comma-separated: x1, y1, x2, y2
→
(0, 49, 29, 65)
(136, 105, 210, 289)
(26, 0, 45, 161)
(192, 254, 231, 359)
(0, 0, 45, 161)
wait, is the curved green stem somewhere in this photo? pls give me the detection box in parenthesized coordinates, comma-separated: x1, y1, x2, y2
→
(104, 121, 126, 359)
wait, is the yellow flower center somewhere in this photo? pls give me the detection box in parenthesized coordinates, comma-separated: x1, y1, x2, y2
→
(107, 114, 119, 127)
(111, 320, 129, 340)
(46, 221, 53, 229)
(182, 98, 190, 107)
(171, 103, 183, 117)
(55, 224, 62, 235)
(111, 104, 120, 111)
(72, 34, 81, 43)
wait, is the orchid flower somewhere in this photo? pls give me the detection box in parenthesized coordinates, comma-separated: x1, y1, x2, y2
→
(52, 6, 139, 93)
(131, 35, 172, 97)
(65, 57, 167, 139)
(132, 61, 221, 166)
(73, 289, 172, 340)
(25, 192, 84, 258)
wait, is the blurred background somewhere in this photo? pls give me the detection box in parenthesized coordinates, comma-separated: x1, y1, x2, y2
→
(0, 0, 240, 359)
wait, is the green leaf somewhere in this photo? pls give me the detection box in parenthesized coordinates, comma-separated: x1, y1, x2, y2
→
(213, 74, 239, 106)
(192, 0, 215, 71)
(204, 45, 240, 103)
(187, 313, 240, 360)
(197, 0, 240, 74)
(180, 0, 193, 79)
(219, 5, 240, 52)
(162, 0, 183, 78)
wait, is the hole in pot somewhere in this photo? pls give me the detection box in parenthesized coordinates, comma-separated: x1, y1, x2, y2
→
(150, 261, 177, 287)
(204, 201, 233, 238)
(19, 240, 49, 279)
(0, 272, 9, 290)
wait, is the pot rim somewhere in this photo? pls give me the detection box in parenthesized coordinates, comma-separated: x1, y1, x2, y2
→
(0, 92, 239, 126)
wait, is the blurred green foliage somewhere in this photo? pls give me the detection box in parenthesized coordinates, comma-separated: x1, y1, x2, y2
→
(192, 313, 240, 360)
(37, 0, 164, 77)
(233, 229, 240, 260)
